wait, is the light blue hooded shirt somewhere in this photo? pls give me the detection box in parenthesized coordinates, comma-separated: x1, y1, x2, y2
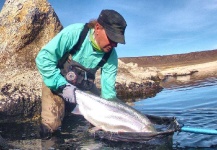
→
(35, 23, 118, 100)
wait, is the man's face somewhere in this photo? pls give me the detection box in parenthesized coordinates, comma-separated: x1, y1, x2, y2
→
(94, 23, 117, 53)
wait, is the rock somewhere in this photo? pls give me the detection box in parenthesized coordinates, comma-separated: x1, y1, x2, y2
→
(116, 60, 160, 84)
(0, 0, 63, 122)
(116, 81, 163, 102)
(95, 59, 162, 102)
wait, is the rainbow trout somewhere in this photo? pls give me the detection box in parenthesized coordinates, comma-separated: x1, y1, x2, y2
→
(72, 90, 157, 133)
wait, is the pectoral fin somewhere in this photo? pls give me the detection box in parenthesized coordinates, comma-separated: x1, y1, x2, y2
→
(89, 126, 102, 133)
(71, 105, 82, 115)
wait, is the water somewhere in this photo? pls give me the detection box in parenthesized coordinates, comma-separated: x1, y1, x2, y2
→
(1, 75, 217, 149)
(134, 76, 217, 149)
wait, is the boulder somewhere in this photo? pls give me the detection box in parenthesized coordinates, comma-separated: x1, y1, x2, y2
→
(0, 0, 63, 122)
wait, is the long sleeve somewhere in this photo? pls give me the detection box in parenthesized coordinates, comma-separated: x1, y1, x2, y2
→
(100, 50, 118, 99)
(35, 24, 85, 91)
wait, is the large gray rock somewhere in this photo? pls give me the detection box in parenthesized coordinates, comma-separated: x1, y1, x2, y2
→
(0, 0, 63, 122)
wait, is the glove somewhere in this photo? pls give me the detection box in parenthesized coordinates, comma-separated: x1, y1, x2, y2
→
(58, 83, 76, 103)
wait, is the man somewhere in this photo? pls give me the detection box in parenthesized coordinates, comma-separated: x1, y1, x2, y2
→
(35, 9, 127, 138)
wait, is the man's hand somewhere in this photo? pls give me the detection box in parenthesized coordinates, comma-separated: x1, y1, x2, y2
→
(58, 83, 76, 103)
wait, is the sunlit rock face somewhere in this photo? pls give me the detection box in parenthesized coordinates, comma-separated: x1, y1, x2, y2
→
(0, 0, 63, 121)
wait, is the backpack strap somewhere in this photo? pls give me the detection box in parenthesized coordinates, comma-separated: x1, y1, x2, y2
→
(70, 23, 89, 55)
(71, 23, 112, 69)
(57, 23, 112, 69)
(57, 23, 89, 68)
(95, 50, 113, 70)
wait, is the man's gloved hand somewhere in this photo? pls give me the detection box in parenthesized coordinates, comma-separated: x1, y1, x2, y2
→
(58, 83, 76, 103)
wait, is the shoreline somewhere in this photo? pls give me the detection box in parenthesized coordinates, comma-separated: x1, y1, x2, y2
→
(118, 49, 217, 82)
(120, 49, 217, 69)
(160, 60, 217, 79)
(114, 50, 217, 101)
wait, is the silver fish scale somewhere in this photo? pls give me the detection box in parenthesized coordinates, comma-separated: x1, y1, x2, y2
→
(75, 90, 156, 133)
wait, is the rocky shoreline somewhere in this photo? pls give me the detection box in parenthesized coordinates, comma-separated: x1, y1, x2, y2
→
(1, 0, 217, 123)
(114, 49, 217, 101)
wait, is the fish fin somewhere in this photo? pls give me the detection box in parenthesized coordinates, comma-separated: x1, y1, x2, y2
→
(89, 126, 102, 138)
(71, 105, 81, 115)
(117, 130, 127, 133)
(89, 126, 101, 133)
(141, 125, 157, 133)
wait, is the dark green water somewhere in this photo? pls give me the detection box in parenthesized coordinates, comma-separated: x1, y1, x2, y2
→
(1, 75, 217, 149)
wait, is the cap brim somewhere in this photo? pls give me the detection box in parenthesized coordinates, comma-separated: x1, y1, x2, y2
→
(105, 29, 125, 44)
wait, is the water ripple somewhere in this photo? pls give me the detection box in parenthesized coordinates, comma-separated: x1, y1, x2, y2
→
(135, 76, 217, 148)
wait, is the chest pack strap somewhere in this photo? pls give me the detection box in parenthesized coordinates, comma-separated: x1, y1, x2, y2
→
(70, 23, 89, 55)
(95, 50, 112, 70)
(57, 23, 112, 70)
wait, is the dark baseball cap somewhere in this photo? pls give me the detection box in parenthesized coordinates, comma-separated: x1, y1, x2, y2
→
(97, 9, 127, 44)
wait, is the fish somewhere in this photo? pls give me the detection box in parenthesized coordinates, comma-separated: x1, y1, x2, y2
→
(72, 90, 157, 133)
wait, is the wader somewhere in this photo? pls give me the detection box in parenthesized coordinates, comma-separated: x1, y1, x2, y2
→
(41, 82, 65, 133)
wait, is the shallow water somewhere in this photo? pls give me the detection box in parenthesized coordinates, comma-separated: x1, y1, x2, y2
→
(1, 74, 217, 149)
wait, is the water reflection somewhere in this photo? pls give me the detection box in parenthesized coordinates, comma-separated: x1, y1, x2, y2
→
(0, 115, 174, 149)
(135, 76, 217, 149)
(161, 72, 217, 90)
